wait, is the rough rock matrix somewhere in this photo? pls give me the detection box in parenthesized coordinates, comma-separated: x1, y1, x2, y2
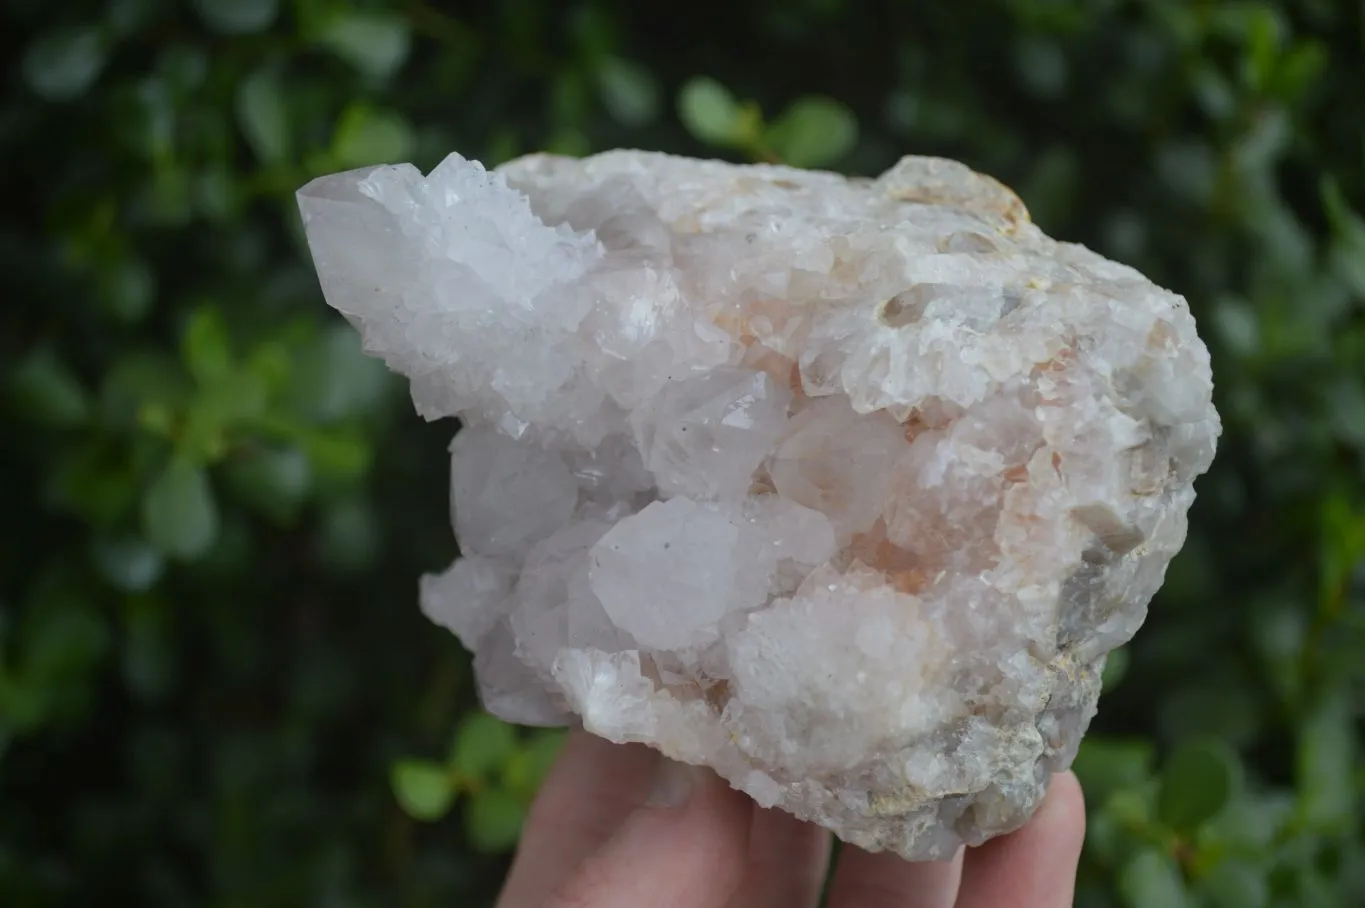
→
(298, 150, 1220, 858)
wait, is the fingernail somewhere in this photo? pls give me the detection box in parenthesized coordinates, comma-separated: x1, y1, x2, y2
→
(645, 757, 699, 809)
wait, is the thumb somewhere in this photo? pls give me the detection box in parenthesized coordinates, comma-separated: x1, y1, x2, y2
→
(543, 756, 754, 908)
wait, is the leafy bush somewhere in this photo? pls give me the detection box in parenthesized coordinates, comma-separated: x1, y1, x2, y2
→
(2, 1, 1361, 905)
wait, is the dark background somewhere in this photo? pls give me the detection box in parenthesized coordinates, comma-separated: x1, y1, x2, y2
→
(2, 1, 1362, 905)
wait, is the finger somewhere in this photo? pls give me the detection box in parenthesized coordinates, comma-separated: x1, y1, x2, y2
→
(955, 772, 1086, 908)
(726, 806, 832, 908)
(825, 844, 964, 908)
(497, 729, 661, 908)
(544, 759, 754, 908)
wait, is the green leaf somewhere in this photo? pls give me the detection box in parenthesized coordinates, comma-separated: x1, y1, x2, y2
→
(766, 96, 858, 168)
(141, 459, 219, 560)
(1240, 5, 1285, 90)
(100, 352, 187, 429)
(123, 79, 176, 161)
(1321, 177, 1365, 295)
(157, 44, 208, 95)
(1105, 786, 1156, 830)
(544, 128, 590, 158)
(181, 376, 267, 463)
(1272, 41, 1327, 101)
(391, 759, 455, 822)
(451, 713, 518, 781)
(1013, 35, 1068, 99)
(146, 165, 194, 227)
(568, 3, 615, 60)
(91, 536, 164, 593)
(9, 347, 91, 428)
(1201, 791, 1294, 854)
(550, 69, 591, 127)
(1248, 597, 1307, 704)
(485, 129, 521, 166)
(1212, 299, 1260, 357)
(1293, 866, 1341, 908)
(47, 445, 140, 527)
(1155, 140, 1216, 205)
(1199, 859, 1270, 908)
(244, 342, 292, 398)
(596, 57, 659, 126)
(1119, 848, 1190, 908)
(1328, 379, 1365, 450)
(678, 77, 744, 146)
(236, 69, 291, 165)
(502, 729, 567, 802)
(1157, 738, 1241, 833)
(318, 11, 413, 79)
(1296, 688, 1355, 831)
(99, 256, 156, 323)
(1084, 802, 1128, 866)
(1073, 737, 1155, 803)
(181, 307, 233, 384)
(225, 447, 311, 523)
(1191, 64, 1236, 121)
(288, 325, 392, 422)
(191, 0, 278, 35)
(22, 27, 108, 101)
(301, 431, 372, 482)
(13, 595, 110, 729)
(1157, 672, 1264, 749)
(332, 104, 415, 168)
(464, 787, 525, 853)
(193, 167, 239, 222)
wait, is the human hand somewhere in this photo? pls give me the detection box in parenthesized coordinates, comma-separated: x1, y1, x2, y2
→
(496, 729, 1086, 908)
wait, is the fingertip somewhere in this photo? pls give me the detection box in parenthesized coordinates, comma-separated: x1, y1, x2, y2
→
(826, 844, 964, 908)
(955, 772, 1087, 908)
(498, 730, 660, 908)
(1039, 770, 1087, 852)
(725, 805, 831, 908)
(544, 760, 755, 908)
(520, 728, 661, 838)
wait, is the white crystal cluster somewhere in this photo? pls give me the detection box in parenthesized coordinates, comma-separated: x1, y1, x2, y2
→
(298, 150, 1220, 858)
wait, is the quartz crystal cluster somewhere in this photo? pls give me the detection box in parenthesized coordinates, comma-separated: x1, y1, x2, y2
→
(297, 150, 1220, 858)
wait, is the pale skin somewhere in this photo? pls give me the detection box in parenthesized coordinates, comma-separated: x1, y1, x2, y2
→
(497, 729, 1087, 908)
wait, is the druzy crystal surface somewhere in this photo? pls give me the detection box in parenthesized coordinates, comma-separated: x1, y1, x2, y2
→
(298, 150, 1220, 858)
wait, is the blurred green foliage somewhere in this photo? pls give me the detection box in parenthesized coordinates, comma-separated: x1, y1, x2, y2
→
(1, 0, 1362, 905)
